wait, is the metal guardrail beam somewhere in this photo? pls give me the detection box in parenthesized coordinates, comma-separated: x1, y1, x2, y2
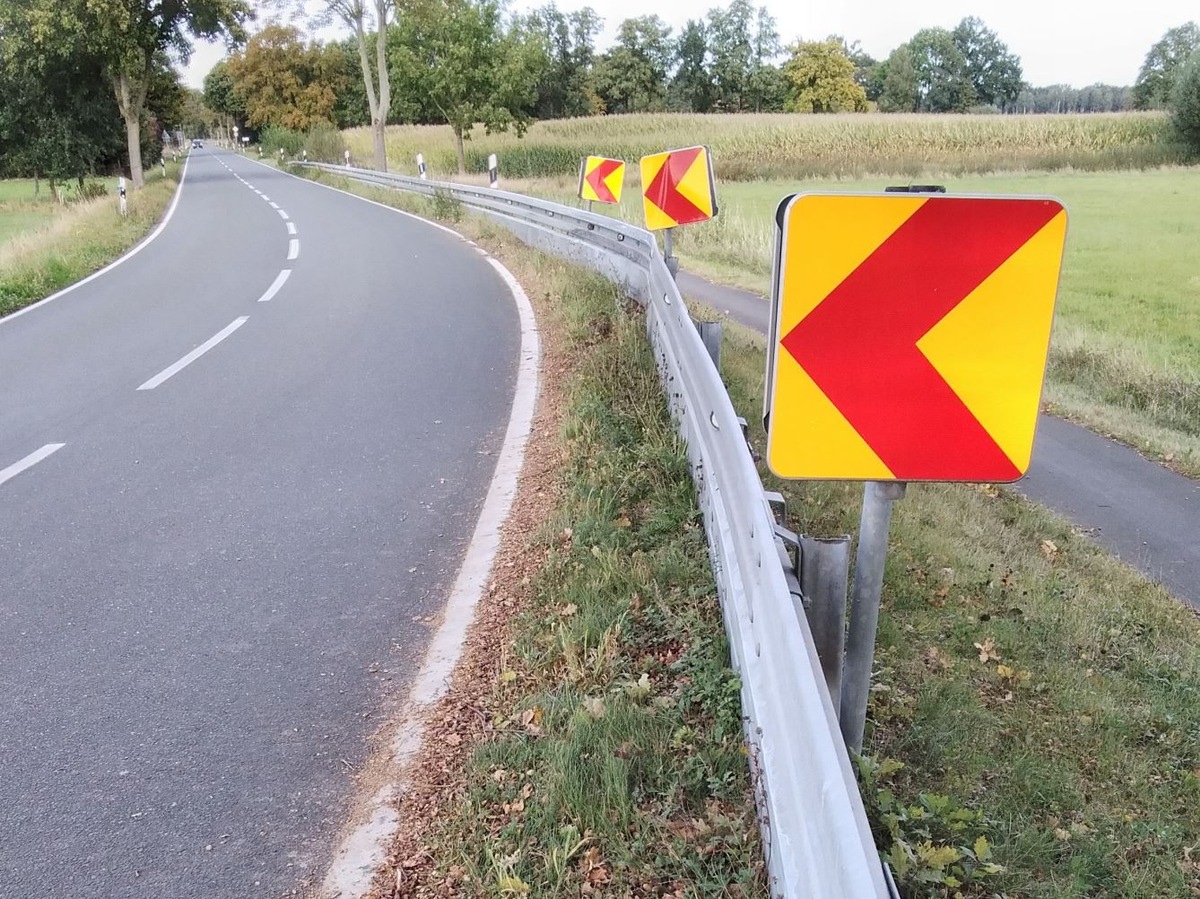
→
(297, 161, 892, 899)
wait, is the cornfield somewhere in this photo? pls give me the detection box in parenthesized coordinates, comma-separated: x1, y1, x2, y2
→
(341, 112, 1179, 181)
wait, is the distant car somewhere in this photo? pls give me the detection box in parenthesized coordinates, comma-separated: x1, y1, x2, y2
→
(192, 139, 203, 148)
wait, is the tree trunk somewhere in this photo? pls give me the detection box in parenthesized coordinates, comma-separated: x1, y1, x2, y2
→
(112, 72, 147, 188)
(454, 127, 466, 175)
(373, 0, 391, 172)
(353, 17, 388, 172)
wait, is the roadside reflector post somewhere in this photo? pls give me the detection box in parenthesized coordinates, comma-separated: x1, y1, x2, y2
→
(417, 153, 427, 179)
(344, 149, 351, 167)
(488, 153, 499, 188)
(117, 176, 127, 217)
(800, 534, 852, 713)
(840, 481, 906, 753)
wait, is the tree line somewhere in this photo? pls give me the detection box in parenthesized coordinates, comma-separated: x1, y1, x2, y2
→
(2, 0, 1199, 187)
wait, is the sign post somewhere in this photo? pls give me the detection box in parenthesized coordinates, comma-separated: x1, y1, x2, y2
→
(764, 190, 1069, 751)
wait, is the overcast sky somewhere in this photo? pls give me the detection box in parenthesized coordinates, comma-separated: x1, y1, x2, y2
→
(182, 0, 1198, 91)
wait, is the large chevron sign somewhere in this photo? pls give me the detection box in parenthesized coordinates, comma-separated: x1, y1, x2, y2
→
(639, 146, 717, 231)
(766, 193, 1068, 482)
(577, 155, 625, 204)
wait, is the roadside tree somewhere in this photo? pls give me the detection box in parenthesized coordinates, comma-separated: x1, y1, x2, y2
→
(908, 27, 976, 112)
(1171, 50, 1200, 152)
(591, 16, 673, 114)
(951, 16, 1023, 109)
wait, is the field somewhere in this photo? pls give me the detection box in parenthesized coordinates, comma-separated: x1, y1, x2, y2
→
(0, 180, 63, 246)
(343, 111, 1182, 181)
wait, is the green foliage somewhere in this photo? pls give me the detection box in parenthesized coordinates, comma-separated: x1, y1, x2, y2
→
(389, 0, 541, 172)
(258, 125, 304, 158)
(706, 0, 782, 112)
(302, 122, 346, 163)
(519, 4, 602, 119)
(907, 28, 977, 112)
(951, 16, 1023, 110)
(878, 45, 919, 112)
(669, 20, 715, 113)
(856, 755, 1003, 895)
(1134, 22, 1200, 109)
(783, 38, 867, 113)
(591, 16, 674, 114)
(1170, 50, 1200, 152)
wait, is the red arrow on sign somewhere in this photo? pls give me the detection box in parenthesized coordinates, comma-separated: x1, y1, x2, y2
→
(585, 158, 622, 204)
(779, 198, 1063, 481)
(644, 146, 706, 223)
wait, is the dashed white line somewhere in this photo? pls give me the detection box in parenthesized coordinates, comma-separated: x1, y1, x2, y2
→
(0, 444, 66, 488)
(269, 202, 280, 209)
(258, 270, 292, 303)
(261, 195, 271, 202)
(254, 190, 263, 195)
(137, 317, 250, 391)
(286, 222, 297, 235)
(277, 209, 289, 220)
(287, 239, 300, 260)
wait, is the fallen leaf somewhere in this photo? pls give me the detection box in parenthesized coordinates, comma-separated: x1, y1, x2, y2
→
(975, 636, 1000, 663)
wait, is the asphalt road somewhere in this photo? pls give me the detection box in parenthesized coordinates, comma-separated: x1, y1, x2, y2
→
(677, 270, 1200, 609)
(0, 150, 520, 897)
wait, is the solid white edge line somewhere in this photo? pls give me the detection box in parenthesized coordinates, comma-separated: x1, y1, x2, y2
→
(137, 316, 249, 391)
(286, 222, 297, 235)
(287, 239, 300, 260)
(257, 269, 291, 303)
(0, 443, 67, 488)
(320, 263, 541, 899)
(1, 155, 192, 327)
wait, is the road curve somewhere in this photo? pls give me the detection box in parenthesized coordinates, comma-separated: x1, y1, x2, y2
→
(0, 149, 523, 897)
(676, 270, 1200, 610)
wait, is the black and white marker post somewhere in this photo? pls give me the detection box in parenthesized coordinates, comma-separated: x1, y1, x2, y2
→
(488, 153, 499, 189)
(117, 176, 127, 217)
(417, 153, 427, 179)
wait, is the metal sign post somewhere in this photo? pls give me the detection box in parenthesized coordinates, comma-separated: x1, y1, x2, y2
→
(840, 481, 906, 753)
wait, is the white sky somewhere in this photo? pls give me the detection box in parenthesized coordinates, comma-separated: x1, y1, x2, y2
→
(181, 0, 1198, 91)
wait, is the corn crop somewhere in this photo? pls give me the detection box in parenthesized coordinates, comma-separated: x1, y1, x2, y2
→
(343, 112, 1179, 182)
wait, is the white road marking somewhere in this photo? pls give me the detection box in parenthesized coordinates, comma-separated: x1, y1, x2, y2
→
(137, 317, 249, 391)
(261, 195, 271, 202)
(286, 222, 297, 235)
(0, 444, 66, 488)
(258, 270, 291, 303)
(269, 202, 280, 209)
(287, 239, 300, 260)
(277, 209, 289, 221)
(254, 190, 262, 195)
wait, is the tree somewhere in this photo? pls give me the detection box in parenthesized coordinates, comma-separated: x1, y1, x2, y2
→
(951, 16, 1023, 109)
(318, 0, 395, 169)
(907, 28, 976, 112)
(1134, 22, 1200, 109)
(783, 38, 867, 113)
(877, 44, 918, 112)
(226, 25, 349, 130)
(390, 0, 540, 173)
(591, 16, 673, 114)
(203, 60, 246, 141)
(1171, 49, 1200, 152)
(706, 0, 752, 111)
(9, 0, 250, 188)
(669, 20, 714, 112)
(521, 4, 602, 119)
(746, 5, 782, 111)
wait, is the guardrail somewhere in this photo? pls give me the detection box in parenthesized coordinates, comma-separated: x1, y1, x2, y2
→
(297, 162, 894, 899)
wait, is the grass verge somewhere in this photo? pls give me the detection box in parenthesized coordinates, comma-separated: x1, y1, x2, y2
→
(0, 168, 180, 319)
(302, 165, 1200, 898)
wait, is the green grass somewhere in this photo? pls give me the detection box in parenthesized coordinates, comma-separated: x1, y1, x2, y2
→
(0, 168, 179, 318)
(0, 208, 58, 245)
(343, 112, 1182, 182)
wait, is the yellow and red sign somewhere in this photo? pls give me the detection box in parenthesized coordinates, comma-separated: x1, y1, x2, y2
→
(639, 146, 717, 231)
(766, 193, 1068, 482)
(578, 156, 625, 204)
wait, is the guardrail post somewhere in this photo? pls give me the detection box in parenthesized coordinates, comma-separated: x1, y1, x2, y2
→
(692, 319, 722, 370)
(800, 535, 851, 712)
(662, 227, 680, 279)
(840, 481, 906, 753)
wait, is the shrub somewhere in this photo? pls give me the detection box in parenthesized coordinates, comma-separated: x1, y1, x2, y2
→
(259, 125, 304, 158)
(75, 181, 109, 202)
(1170, 50, 1200, 154)
(303, 123, 346, 163)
